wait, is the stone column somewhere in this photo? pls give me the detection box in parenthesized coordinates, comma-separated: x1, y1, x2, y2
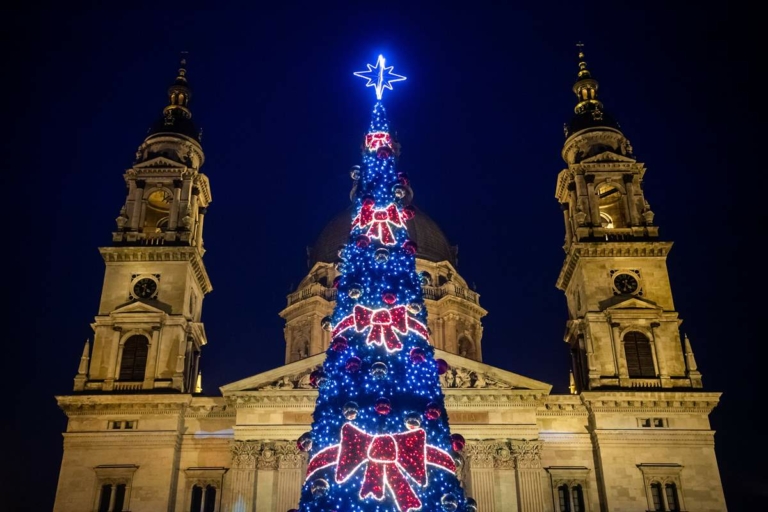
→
(129, 180, 145, 231)
(649, 322, 670, 387)
(610, 322, 629, 380)
(169, 180, 183, 230)
(445, 314, 459, 354)
(223, 441, 260, 512)
(104, 327, 122, 391)
(309, 315, 322, 356)
(561, 203, 573, 248)
(573, 170, 589, 222)
(623, 174, 640, 226)
(465, 441, 497, 512)
(584, 175, 600, 227)
(493, 442, 518, 512)
(275, 442, 307, 512)
(143, 326, 161, 390)
(511, 440, 545, 512)
(255, 443, 279, 512)
(196, 206, 207, 252)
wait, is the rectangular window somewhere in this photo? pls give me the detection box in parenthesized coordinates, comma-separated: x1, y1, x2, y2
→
(653, 418, 666, 428)
(557, 485, 570, 512)
(639, 418, 651, 427)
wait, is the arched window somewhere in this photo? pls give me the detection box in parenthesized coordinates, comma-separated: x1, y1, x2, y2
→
(665, 483, 680, 511)
(557, 484, 571, 512)
(119, 335, 149, 381)
(596, 182, 626, 228)
(623, 331, 655, 378)
(97, 483, 126, 512)
(650, 482, 663, 511)
(458, 336, 475, 359)
(98, 484, 112, 512)
(143, 189, 173, 234)
(572, 485, 585, 512)
(190, 484, 217, 512)
(190, 485, 202, 512)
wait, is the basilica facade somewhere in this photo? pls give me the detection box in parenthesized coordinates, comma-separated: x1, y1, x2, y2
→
(53, 54, 727, 512)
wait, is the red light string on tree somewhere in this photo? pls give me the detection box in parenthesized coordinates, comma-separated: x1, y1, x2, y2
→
(306, 423, 456, 512)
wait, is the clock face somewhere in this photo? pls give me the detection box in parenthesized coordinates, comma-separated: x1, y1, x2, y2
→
(133, 278, 157, 299)
(613, 273, 639, 294)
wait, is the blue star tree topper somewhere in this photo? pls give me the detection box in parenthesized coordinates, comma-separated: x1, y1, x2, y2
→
(354, 55, 407, 99)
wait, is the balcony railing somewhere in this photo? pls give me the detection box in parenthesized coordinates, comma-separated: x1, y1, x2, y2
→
(114, 381, 144, 391)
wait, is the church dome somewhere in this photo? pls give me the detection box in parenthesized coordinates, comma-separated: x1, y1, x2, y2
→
(308, 206, 457, 267)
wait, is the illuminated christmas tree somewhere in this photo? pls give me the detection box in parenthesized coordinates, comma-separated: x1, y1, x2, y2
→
(295, 56, 476, 512)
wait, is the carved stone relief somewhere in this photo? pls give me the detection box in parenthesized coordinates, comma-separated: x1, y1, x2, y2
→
(440, 367, 513, 389)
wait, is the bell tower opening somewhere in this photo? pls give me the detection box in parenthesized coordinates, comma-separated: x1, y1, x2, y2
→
(143, 188, 173, 234)
(596, 182, 626, 228)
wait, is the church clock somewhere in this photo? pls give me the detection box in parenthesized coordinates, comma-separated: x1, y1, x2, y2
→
(613, 273, 639, 295)
(132, 277, 158, 299)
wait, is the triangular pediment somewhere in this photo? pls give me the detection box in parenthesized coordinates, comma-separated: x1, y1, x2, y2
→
(581, 151, 636, 164)
(605, 296, 661, 310)
(133, 156, 187, 170)
(221, 354, 325, 392)
(111, 300, 169, 316)
(220, 349, 551, 393)
(436, 350, 551, 391)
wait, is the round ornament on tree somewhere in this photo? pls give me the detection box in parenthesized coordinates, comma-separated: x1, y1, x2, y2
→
(297, 432, 312, 452)
(425, 402, 441, 420)
(342, 401, 359, 420)
(419, 271, 432, 286)
(397, 172, 410, 186)
(350, 165, 360, 180)
(404, 412, 422, 430)
(393, 184, 407, 198)
(382, 291, 397, 304)
(330, 335, 348, 352)
(450, 433, 466, 452)
(466, 497, 479, 512)
(403, 239, 418, 255)
(375, 397, 392, 415)
(436, 358, 450, 375)
(348, 286, 362, 300)
(409, 347, 426, 364)
(374, 248, 389, 263)
(332, 275, 341, 288)
(401, 204, 415, 220)
(345, 356, 362, 373)
(370, 361, 388, 379)
(407, 302, 422, 314)
(311, 478, 329, 498)
(441, 493, 459, 511)
(309, 370, 326, 388)
(320, 316, 333, 331)
(356, 234, 371, 248)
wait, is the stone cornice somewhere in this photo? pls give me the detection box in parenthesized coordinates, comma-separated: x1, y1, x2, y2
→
(56, 394, 191, 416)
(538, 395, 589, 417)
(99, 246, 212, 294)
(185, 397, 233, 418)
(581, 391, 721, 414)
(557, 241, 674, 291)
(63, 431, 180, 448)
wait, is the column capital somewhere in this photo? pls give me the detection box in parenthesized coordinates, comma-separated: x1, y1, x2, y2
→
(257, 442, 280, 470)
(465, 440, 515, 469)
(275, 440, 307, 469)
(230, 440, 261, 469)
(510, 439, 542, 469)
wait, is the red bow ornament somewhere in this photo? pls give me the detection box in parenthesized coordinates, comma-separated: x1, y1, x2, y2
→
(353, 203, 404, 245)
(332, 305, 429, 352)
(306, 423, 456, 512)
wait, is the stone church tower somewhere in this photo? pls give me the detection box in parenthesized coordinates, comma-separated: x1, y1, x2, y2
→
(53, 53, 727, 512)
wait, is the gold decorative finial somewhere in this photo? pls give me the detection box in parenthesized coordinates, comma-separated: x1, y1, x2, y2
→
(576, 41, 591, 79)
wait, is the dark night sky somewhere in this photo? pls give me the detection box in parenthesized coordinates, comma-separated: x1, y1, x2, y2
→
(3, 3, 759, 511)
